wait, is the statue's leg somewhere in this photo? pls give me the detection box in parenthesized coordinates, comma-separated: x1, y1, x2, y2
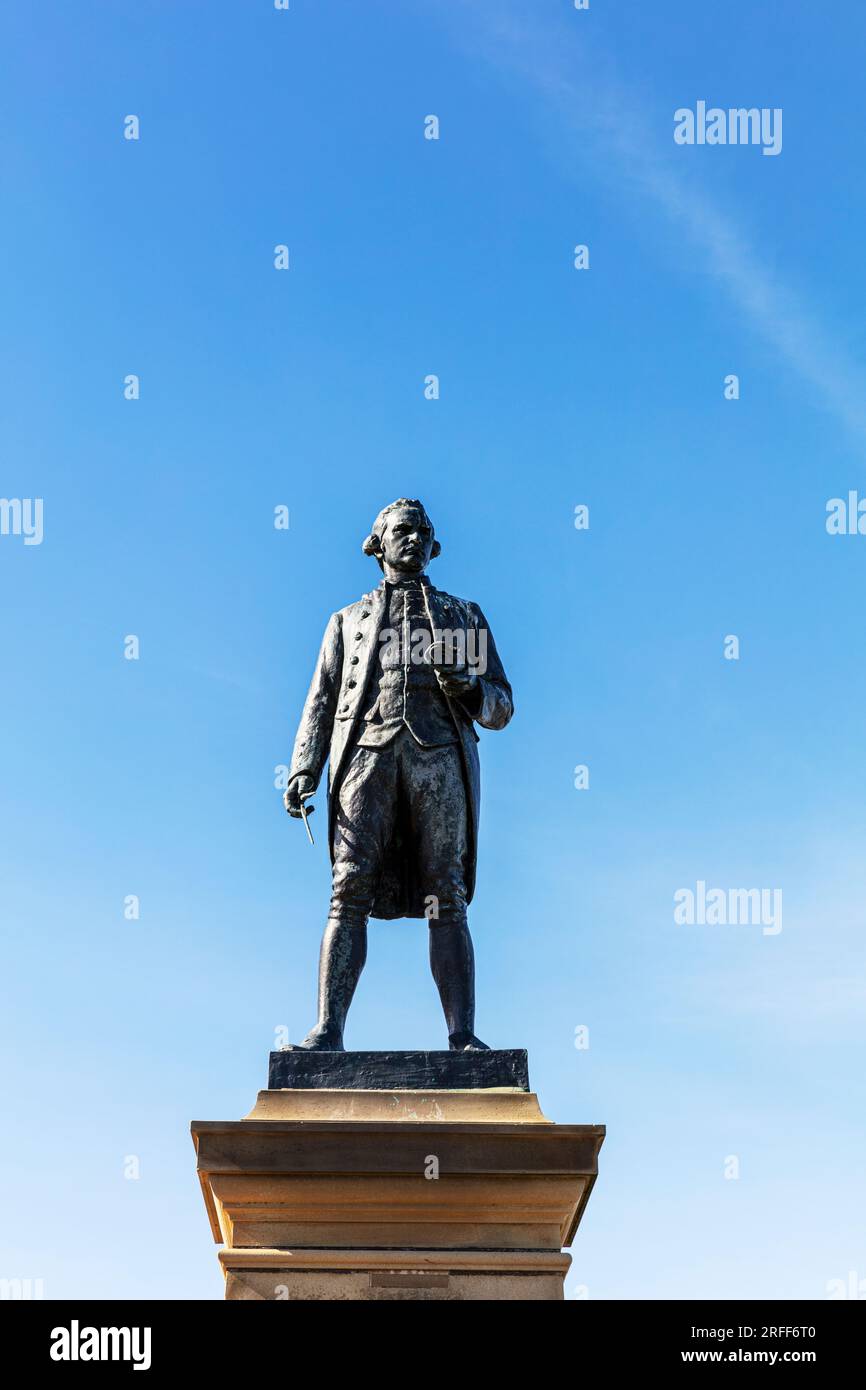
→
(295, 741, 396, 1051)
(404, 739, 490, 1051)
(295, 917, 367, 1050)
(429, 921, 490, 1050)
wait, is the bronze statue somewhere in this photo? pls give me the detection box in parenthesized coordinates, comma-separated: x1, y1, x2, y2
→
(284, 499, 513, 1051)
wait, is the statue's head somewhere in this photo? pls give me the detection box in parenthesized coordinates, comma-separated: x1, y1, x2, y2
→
(362, 498, 441, 575)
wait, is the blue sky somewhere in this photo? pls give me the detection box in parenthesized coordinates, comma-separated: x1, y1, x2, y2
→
(1, 0, 865, 1300)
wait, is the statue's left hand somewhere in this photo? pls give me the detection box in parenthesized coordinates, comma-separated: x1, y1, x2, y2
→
(435, 666, 477, 699)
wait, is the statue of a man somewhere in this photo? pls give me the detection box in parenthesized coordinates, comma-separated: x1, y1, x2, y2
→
(284, 499, 513, 1051)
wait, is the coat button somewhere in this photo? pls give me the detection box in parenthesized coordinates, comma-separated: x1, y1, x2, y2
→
(350, 655, 359, 664)
(341, 703, 350, 712)
(355, 632, 363, 640)
(361, 610, 370, 619)
(348, 679, 357, 688)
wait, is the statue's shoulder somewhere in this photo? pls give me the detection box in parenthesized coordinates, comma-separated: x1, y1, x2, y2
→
(429, 586, 481, 623)
(332, 585, 382, 623)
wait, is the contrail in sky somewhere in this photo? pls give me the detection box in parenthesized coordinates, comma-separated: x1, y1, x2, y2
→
(448, 3, 866, 445)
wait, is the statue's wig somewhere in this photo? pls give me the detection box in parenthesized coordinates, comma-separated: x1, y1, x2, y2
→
(362, 498, 441, 570)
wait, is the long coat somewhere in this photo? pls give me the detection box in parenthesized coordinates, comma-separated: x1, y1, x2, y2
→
(288, 577, 513, 919)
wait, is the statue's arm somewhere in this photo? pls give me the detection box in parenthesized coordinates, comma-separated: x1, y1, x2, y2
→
(288, 611, 343, 789)
(464, 603, 513, 731)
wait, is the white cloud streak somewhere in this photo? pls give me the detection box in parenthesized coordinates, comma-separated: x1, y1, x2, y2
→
(450, 4, 866, 443)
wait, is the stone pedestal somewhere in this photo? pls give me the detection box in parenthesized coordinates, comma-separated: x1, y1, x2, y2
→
(191, 1052, 604, 1301)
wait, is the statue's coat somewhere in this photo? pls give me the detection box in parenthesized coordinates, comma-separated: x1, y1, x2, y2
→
(289, 579, 513, 919)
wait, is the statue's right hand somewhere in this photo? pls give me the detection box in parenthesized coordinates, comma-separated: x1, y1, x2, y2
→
(284, 774, 315, 818)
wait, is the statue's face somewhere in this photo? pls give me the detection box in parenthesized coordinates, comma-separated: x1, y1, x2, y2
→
(379, 507, 435, 574)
